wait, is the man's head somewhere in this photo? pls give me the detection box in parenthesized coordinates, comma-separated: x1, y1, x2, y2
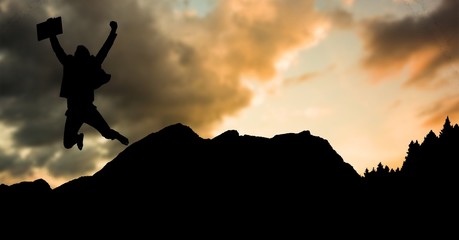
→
(74, 45, 90, 59)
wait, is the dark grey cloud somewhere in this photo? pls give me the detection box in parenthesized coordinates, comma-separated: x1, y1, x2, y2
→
(0, 0, 66, 184)
(0, 151, 32, 176)
(47, 146, 100, 178)
(360, 0, 459, 86)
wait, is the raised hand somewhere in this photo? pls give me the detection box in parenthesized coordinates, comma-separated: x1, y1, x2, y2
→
(110, 21, 118, 32)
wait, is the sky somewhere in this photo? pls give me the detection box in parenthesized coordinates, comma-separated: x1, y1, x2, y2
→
(1, 0, 458, 189)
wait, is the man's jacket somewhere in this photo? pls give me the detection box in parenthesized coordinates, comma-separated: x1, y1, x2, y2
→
(50, 31, 117, 104)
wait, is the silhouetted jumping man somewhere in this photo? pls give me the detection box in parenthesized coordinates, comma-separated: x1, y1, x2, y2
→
(48, 19, 129, 150)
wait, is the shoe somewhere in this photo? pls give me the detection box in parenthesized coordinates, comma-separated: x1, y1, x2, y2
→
(77, 133, 84, 150)
(117, 133, 129, 145)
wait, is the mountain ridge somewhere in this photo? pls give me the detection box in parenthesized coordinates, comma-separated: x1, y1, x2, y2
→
(1, 122, 362, 200)
(4, 117, 458, 195)
(49, 122, 361, 198)
(2, 119, 458, 231)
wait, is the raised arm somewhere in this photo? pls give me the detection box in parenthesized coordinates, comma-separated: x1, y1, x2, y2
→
(49, 34, 67, 64)
(95, 21, 118, 64)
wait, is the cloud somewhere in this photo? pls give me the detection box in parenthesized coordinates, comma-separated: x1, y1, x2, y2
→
(283, 71, 318, 85)
(159, 0, 329, 80)
(47, 146, 100, 178)
(342, 0, 354, 7)
(419, 94, 459, 129)
(0, 0, 331, 187)
(326, 8, 354, 29)
(359, 0, 459, 87)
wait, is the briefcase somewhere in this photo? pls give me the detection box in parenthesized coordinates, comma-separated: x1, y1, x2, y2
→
(37, 17, 63, 41)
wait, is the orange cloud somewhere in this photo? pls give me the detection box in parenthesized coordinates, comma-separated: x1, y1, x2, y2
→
(160, 0, 329, 82)
(420, 95, 459, 129)
(342, 0, 355, 7)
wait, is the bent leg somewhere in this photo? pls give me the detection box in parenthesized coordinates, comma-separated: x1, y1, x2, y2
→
(85, 106, 129, 145)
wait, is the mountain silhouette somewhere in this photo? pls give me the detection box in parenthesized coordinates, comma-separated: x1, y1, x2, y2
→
(2, 119, 458, 232)
(51, 122, 361, 198)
